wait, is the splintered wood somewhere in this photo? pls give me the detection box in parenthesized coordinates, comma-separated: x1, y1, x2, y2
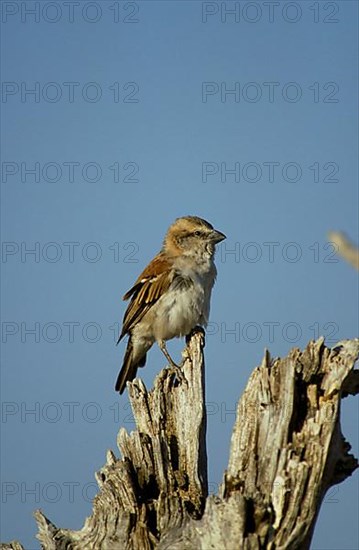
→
(2, 333, 358, 550)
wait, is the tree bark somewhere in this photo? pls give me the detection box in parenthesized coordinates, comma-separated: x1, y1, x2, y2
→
(1, 331, 358, 550)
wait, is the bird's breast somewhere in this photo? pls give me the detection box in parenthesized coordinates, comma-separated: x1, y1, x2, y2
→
(149, 267, 215, 341)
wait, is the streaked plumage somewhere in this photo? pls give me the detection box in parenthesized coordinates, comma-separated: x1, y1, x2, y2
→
(115, 216, 226, 393)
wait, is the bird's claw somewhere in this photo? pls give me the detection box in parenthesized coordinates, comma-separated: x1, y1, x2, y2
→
(158, 339, 181, 369)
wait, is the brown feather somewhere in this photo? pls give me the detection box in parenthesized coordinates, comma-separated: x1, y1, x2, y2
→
(117, 253, 174, 343)
(115, 337, 147, 393)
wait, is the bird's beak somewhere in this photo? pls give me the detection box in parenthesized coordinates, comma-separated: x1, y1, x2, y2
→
(210, 229, 226, 243)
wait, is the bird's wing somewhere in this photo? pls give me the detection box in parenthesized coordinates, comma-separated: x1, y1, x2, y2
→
(118, 253, 174, 342)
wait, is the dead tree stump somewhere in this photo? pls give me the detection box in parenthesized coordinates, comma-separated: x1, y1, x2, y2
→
(1, 331, 358, 550)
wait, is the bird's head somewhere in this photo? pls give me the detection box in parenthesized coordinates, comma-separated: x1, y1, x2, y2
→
(164, 216, 226, 258)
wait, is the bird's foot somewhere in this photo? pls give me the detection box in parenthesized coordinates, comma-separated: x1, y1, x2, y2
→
(158, 340, 181, 369)
(185, 325, 205, 345)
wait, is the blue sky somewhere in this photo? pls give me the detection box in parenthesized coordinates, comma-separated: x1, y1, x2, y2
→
(1, 1, 358, 548)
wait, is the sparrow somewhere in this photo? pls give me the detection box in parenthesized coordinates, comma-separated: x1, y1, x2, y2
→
(115, 216, 226, 394)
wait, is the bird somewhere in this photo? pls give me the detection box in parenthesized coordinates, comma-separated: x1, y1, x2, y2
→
(115, 216, 226, 394)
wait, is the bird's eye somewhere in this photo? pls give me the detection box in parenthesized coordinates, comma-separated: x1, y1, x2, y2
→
(193, 231, 202, 237)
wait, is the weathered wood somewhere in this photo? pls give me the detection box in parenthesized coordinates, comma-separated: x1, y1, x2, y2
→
(35, 329, 207, 550)
(0, 543, 25, 550)
(159, 338, 359, 550)
(1, 333, 358, 550)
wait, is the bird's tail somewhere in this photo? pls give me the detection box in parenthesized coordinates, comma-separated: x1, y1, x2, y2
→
(115, 337, 147, 394)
